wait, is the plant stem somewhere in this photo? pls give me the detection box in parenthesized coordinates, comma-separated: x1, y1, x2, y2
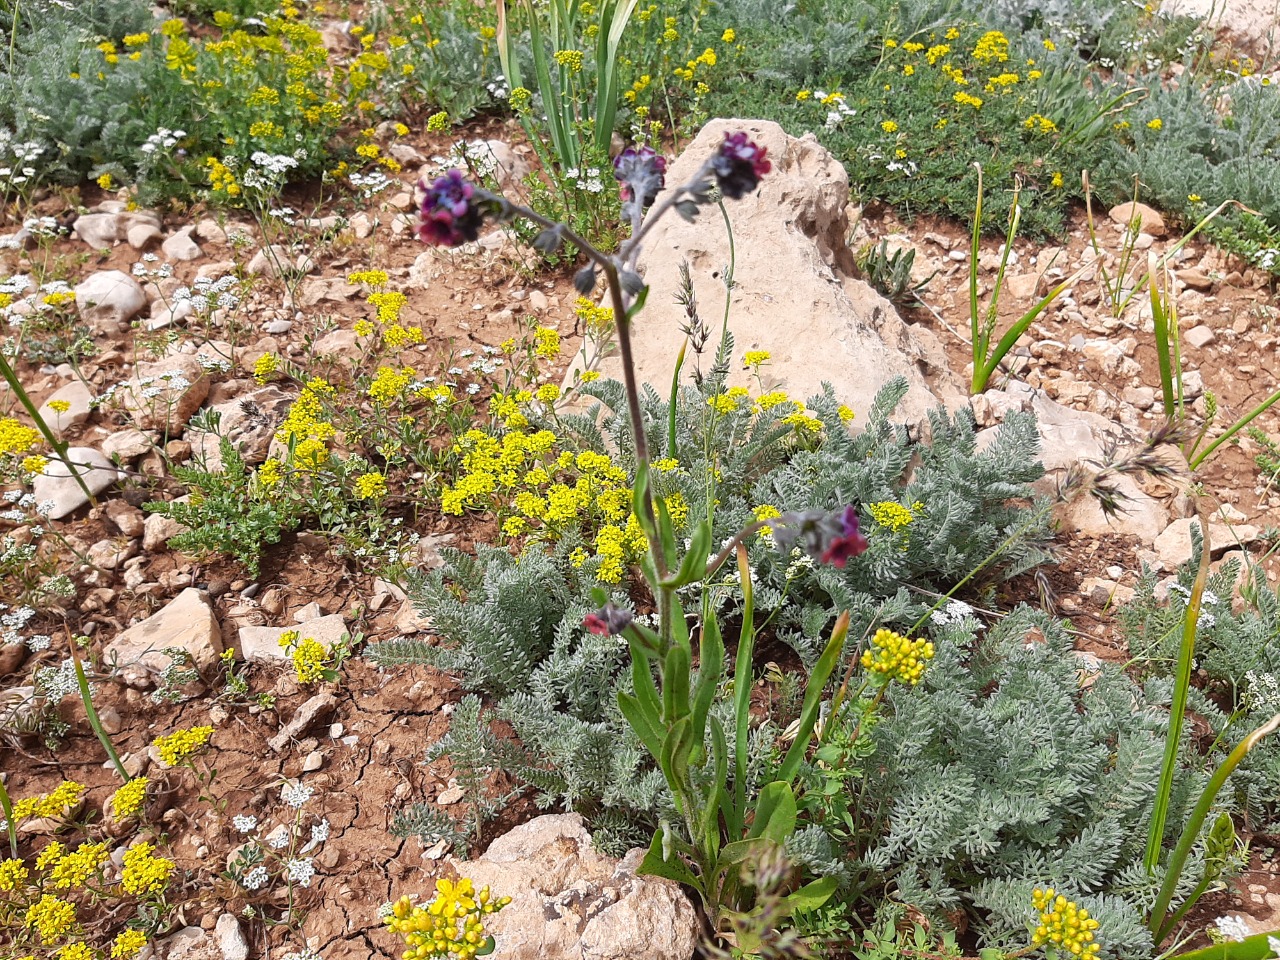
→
(0, 774, 17, 857)
(1144, 500, 1209, 873)
(69, 641, 130, 782)
(0, 354, 95, 504)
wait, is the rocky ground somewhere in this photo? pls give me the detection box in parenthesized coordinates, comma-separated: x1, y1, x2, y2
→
(2, 109, 1280, 958)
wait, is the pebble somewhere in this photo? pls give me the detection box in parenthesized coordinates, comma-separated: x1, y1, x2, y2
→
(302, 750, 325, 772)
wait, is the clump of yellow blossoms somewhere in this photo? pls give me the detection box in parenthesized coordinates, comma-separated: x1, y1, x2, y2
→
(972, 30, 1010, 64)
(1032, 888, 1101, 957)
(12, 781, 84, 821)
(109, 777, 150, 822)
(867, 500, 919, 533)
(26, 892, 78, 943)
(279, 629, 333, 684)
(354, 471, 388, 500)
(743, 350, 771, 368)
(253, 354, 280, 385)
(152, 726, 214, 767)
(385, 877, 511, 959)
(861, 628, 935, 686)
(0, 417, 41, 457)
(48, 842, 109, 890)
(120, 842, 174, 896)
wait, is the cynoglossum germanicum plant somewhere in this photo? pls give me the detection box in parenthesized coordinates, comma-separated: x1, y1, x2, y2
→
(838, 605, 1218, 957)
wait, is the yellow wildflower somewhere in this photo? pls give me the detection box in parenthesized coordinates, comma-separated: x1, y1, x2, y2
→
(860, 628, 934, 685)
(120, 842, 174, 896)
(152, 726, 214, 767)
(25, 894, 77, 943)
(109, 777, 149, 821)
(354, 472, 387, 500)
(1031, 888, 1101, 957)
(111, 930, 148, 959)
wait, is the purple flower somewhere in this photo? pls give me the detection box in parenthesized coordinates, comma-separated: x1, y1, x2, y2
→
(584, 603, 634, 636)
(613, 145, 667, 218)
(772, 504, 868, 568)
(710, 132, 771, 199)
(820, 505, 869, 568)
(416, 169, 485, 247)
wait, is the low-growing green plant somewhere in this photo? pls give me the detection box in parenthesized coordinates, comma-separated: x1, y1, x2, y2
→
(968, 167, 1081, 393)
(856, 239, 934, 308)
(144, 436, 306, 578)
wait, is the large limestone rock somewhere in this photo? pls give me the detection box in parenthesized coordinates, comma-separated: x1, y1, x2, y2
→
(1162, 0, 1280, 53)
(975, 381, 1173, 545)
(75, 270, 146, 334)
(37, 381, 94, 438)
(113, 354, 210, 433)
(32, 448, 124, 520)
(187, 385, 296, 470)
(237, 614, 348, 661)
(564, 119, 958, 424)
(445, 813, 698, 960)
(104, 588, 223, 687)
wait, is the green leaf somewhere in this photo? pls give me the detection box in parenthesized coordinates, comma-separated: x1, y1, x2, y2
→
(637, 828, 701, 889)
(776, 613, 848, 784)
(618, 691, 662, 761)
(719, 835, 776, 866)
(662, 645, 691, 726)
(748, 781, 796, 844)
(661, 518, 711, 589)
(690, 606, 724, 748)
(1170, 931, 1280, 960)
(660, 716, 694, 793)
(775, 876, 839, 917)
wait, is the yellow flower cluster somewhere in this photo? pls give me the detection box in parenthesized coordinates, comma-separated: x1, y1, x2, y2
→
(573, 297, 614, 333)
(42, 291, 76, 308)
(12, 781, 84, 821)
(674, 47, 717, 83)
(1023, 113, 1058, 134)
(426, 110, 450, 132)
(0, 417, 41, 456)
(152, 726, 213, 767)
(369, 366, 415, 403)
(48, 842, 108, 890)
(109, 777, 150, 822)
(111, 930, 148, 958)
(253, 352, 279, 383)
(279, 630, 330, 684)
(534, 327, 561, 359)
(120, 842, 174, 896)
(25, 893, 77, 943)
(868, 501, 916, 533)
(275, 377, 336, 471)
(0, 857, 30, 890)
(742, 350, 771, 368)
(205, 157, 240, 197)
(953, 91, 984, 109)
(354, 471, 388, 500)
(1032, 888, 1101, 957)
(985, 71, 1020, 91)
(553, 49, 584, 72)
(972, 30, 1010, 63)
(348, 269, 389, 288)
(385, 878, 511, 959)
(860, 628, 935, 686)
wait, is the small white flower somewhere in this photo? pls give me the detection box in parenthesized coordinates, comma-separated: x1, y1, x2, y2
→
(311, 819, 330, 843)
(233, 814, 259, 833)
(1216, 915, 1250, 943)
(285, 857, 315, 887)
(268, 831, 290, 850)
(242, 865, 269, 890)
(281, 781, 314, 808)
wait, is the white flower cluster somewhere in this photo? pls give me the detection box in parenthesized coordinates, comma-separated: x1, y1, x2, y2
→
(812, 90, 857, 131)
(34, 658, 82, 701)
(139, 128, 186, 155)
(1245, 671, 1280, 714)
(281, 780, 314, 808)
(1216, 914, 1251, 943)
(348, 170, 392, 197)
(285, 857, 316, 887)
(564, 166, 604, 194)
(930, 599, 978, 627)
(242, 150, 304, 193)
(173, 274, 241, 314)
(0, 140, 45, 185)
(132, 253, 174, 280)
